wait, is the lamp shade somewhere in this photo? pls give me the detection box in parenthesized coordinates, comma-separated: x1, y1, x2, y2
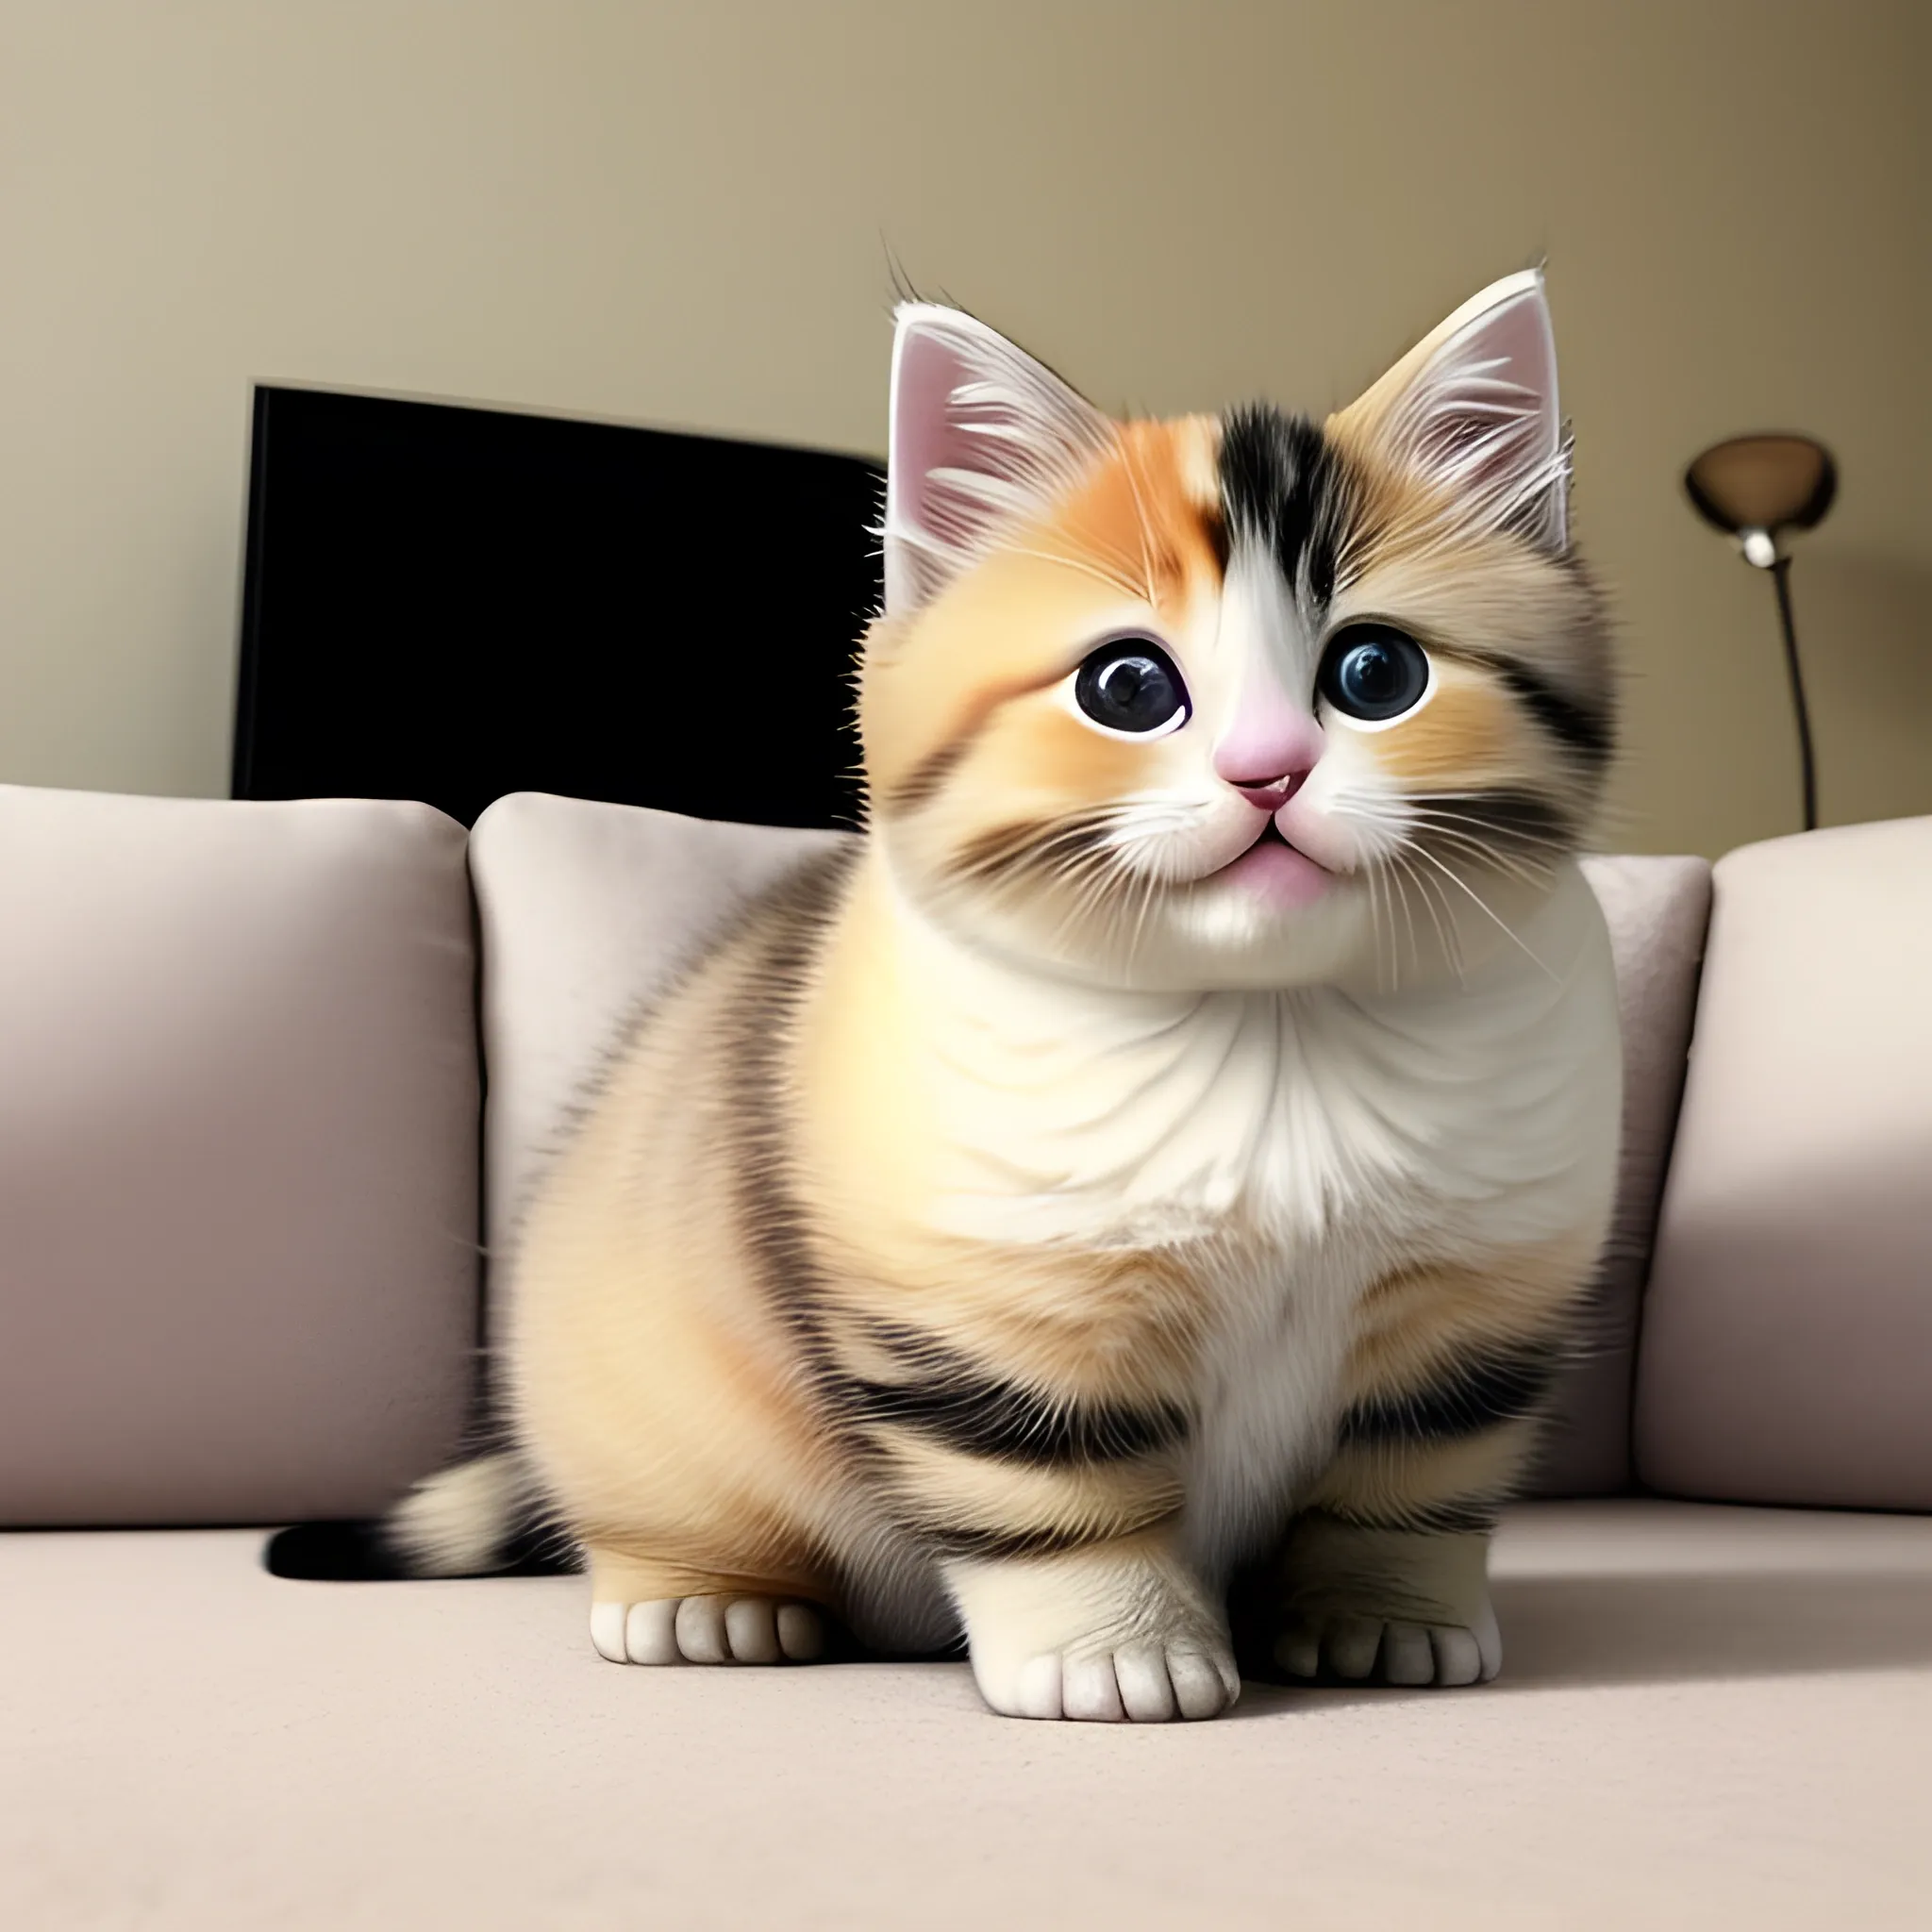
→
(1684, 434, 1837, 539)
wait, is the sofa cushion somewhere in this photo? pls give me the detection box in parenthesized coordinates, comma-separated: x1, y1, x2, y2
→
(474, 798, 1708, 1497)
(1524, 856, 1712, 1495)
(0, 786, 478, 1524)
(1635, 816, 1932, 1508)
(468, 793, 844, 1321)
(4, 1503, 1926, 1928)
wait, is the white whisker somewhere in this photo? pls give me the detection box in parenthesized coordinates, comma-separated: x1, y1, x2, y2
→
(1401, 843, 1557, 981)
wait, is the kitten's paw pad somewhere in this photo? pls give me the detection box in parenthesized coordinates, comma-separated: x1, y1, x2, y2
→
(1274, 1608, 1498, 1687)
(589, 1595, 824, 1666)
(994, 1641, 1241, 1723)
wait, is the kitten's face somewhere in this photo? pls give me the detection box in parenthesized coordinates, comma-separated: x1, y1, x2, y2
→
(861, 275, 1614, 992)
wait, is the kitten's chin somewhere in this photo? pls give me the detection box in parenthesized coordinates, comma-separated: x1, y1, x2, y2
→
(1203, 835, 1334, 912)
(1018, 876, 1376, 994)
(1158, 881, 1374, 991)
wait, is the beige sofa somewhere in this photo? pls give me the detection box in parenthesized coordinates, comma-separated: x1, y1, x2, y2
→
(4, 783, 1929, 1930)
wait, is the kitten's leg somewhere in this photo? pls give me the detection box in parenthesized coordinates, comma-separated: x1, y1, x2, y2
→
(1262, 1243, 1592, 1688)
(1264, 1405, 1546, 1687)
(942, 1527, 1241, 1723)
(1265, 1508, 1502, 1688)
(831, 1275, 1235, 1719)
(585, 1548, 828, 1666)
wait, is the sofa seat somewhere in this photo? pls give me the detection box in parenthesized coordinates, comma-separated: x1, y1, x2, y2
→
(5, 1503, 1927, 1930)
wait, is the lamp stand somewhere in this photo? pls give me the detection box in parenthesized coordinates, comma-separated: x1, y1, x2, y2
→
(1766, 556, 1819, 833)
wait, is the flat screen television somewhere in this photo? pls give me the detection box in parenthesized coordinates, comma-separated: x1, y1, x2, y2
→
(233, 386, 884, 829)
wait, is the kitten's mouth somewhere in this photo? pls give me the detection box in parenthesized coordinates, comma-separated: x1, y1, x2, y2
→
(1211, 817, 1334, 910)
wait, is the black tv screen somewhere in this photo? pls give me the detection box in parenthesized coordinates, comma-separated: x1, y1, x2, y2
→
(233, 387, 884, 829)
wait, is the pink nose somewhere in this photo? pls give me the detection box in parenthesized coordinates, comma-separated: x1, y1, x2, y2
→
(1214, 693, 1324, 805)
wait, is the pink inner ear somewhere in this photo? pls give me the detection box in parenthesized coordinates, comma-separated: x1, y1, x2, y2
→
(1477, 288, 1558, 423)
(1393, 278, 1566, 549)
(888, 326, 974, 545)
(883, 317, 1007, 614)
(881, 307, 1113, 617)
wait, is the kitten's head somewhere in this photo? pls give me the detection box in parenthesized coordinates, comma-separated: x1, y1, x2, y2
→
(859, 272, 1614, 992)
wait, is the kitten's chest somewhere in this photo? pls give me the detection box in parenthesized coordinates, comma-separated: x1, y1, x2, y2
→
(924, 987, 1505, 1254)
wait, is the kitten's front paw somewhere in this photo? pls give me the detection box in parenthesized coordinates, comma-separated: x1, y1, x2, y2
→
(948, 1542, 1240, 1723)
(988, 1639, 1241, 1723)
(1272, 1603, 1500, 1687)
(589, 1594, 825, 1665)
(1263, 1516, 1501, 1688)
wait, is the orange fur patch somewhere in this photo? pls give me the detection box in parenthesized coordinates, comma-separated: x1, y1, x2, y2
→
(864, 417, 1225, 822)
(1346, 1239, 1595, 1407)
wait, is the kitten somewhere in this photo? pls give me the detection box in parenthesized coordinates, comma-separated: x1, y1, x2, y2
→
(389, 271, 1622, 1723)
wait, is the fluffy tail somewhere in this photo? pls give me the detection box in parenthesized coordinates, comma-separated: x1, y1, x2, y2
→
(264, 1452, 577, 1581)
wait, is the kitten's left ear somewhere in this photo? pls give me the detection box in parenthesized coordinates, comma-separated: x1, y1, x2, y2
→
(1332, 268, 1569, 551)
(881, 304, 1115, 616)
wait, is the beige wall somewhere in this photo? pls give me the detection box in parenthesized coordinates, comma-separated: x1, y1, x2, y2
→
(2, 0, 1925, 858)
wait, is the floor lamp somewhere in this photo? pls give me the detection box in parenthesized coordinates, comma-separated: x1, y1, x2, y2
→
(1683, 434, 1838, 833)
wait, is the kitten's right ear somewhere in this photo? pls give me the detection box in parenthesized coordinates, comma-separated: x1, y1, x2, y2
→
(882, 305, 1114, 617)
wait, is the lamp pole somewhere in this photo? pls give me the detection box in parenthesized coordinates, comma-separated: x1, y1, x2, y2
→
(1765, 554, 1819, 834)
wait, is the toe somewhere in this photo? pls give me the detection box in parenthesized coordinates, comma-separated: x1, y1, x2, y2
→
(1428, 1624, 1483, 1687)
(1474, 1604, 1504, 1681)
(1062, 1654, 1127, 1723)
(674, 1595, 730, 1664)
(1274, 1623, 1322, 1679)
(1169, 1648, 1239, 1720)
(775, 1602, 824, 1661)
(724, 1597, 781, 1664)
(1381, 1622, 1436, 1685)
(1324, 1616, 1385, 1680)
(1112, 1644, 1178, 1723)
(589, 1601, 627, 1663)
(624, 1599, 680, 1664)
(1014, 1652, 1065, 1721)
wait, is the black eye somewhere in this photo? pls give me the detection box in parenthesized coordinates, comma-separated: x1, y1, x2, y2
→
(1074, 639, 1191, 737)
(1316, 625, 1431, 723)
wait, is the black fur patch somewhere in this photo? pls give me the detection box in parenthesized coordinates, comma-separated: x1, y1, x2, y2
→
(261, 1518, 578, 1581)
(920, 1520, 1136, 1561)
(1307, 1497, 1504, 1538)
(1489, 658, 1614, 767)
(843, 1327, 1189, 1466)
(1217, 405, 1352, 607)
(1340, 1340, 1561, 1449)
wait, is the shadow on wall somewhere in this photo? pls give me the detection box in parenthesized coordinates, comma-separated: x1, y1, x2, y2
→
(1788, 552, 1932, 831)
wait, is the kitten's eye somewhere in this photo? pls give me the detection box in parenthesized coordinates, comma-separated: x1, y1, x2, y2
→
(1317, 625, 1432, 724)
(1074, 639, 1191, 738)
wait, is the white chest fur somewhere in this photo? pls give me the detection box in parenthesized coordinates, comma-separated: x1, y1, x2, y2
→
(903, 866, 1620, 1248)
(887, 864, 1624, 1574)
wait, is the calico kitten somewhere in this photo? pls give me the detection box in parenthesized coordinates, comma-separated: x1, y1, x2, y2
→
(390, 271, 1622, 1723)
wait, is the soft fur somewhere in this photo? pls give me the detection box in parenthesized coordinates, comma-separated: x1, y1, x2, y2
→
(391, 271, 1623, 1723)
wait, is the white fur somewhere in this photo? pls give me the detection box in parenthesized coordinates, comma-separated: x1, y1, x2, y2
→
(591, 1594, 826, 1666)
(944, 1541, 1241, 1721)
(872, 859, 1622, 1608)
